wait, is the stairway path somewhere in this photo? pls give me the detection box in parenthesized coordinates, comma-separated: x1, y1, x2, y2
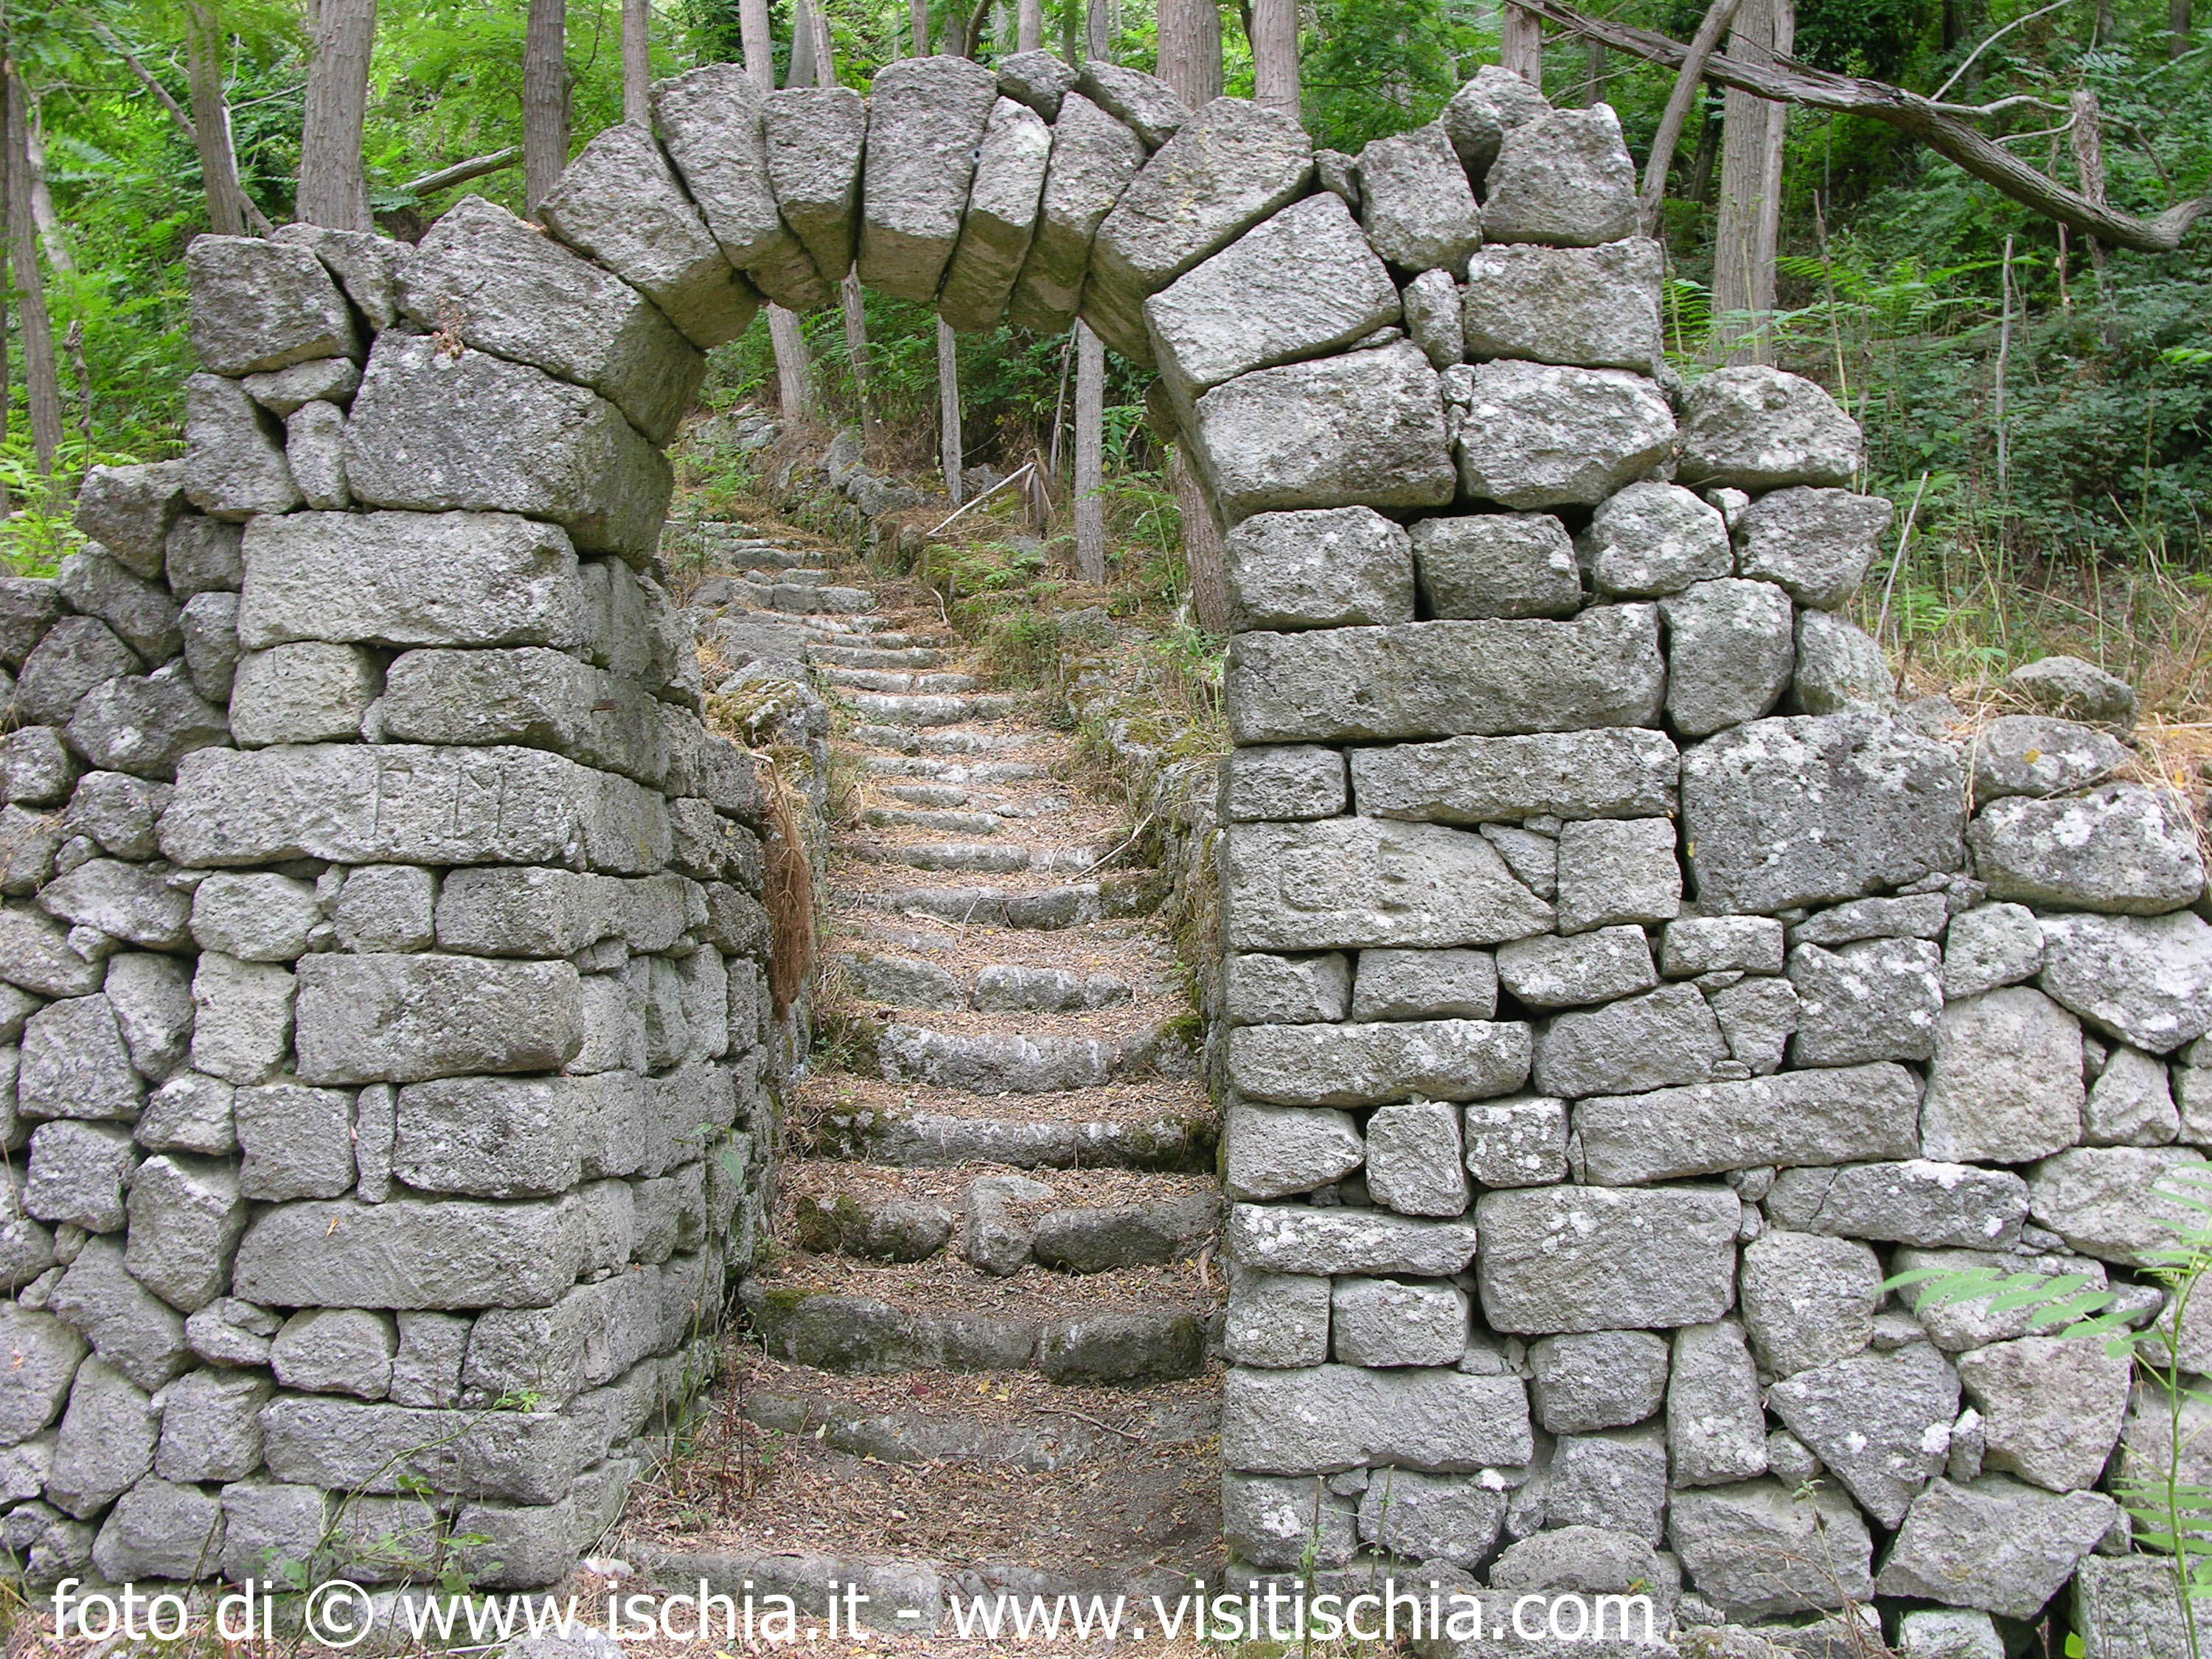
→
(622, 518, 1225, 1613)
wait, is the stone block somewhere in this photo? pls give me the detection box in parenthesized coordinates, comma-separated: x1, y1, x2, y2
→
(1, 726, 80, 808)
(124, 1154, 247, 1311)
(1453, 361, 1676, 510)
(1220, 1363, 1532, 1474)
(1662, 578, 1795, 737)
(1956, 1334, 2129, 1493)
(1734, 486, 1893, 608)
(1351, 949, 1497, 1021)
(1461, 1093, 1568, 1188)
(1528, 1329, 1668, 1433)
(155, 1368, 269, 1484)
(1739, 1229, 1880, 1378)
(1554, 815, 1680, 933)
(540, 120, 759, 350)
(2073, 1554, 2189, 1659)
(2026, 1144, 2208, 1265)
(1921, 987, 2084, 1164)
(239, 509, 581, 650)
(375, 645, 670, 788)
(286, 397, 350, 508)
(1225, 1202, 1477, 1276)
(1222, 817, 1554, 951)
(1357, 1469, 1506, 1568)
(1441, 65, 1549, 180)
(1680, 713, 1965, 913)
(1402, 266, 1463, 367)
(1874, 1476, 2117, 1621)
(2008, 654, 2138, 729)
(1766, 1159, 2029, 1248)
(1075, 60, 1184, 147)
(857, 58, 1004, 305)
(1579, 481, 1731, 599)
(15, 616, 138, 728)
(1787, 935, 1944, 1066)
(2087, 1044, 2180, 1146)
(241, 354, 361, 418)
(1217, 745, 1347, 823)
(1535, 983, 1724, 1097)
(394, 1074, 608, 1197)
(234, 1195, 587, 1309)
(1460, 237, 1661, 371)
(756, 86, 867, 291)
(192, 870, 324, 962)
(1480, 106, 1637, 247)
(187, 234, 358, 374)
(1969, 714, 2130, 803)
(650, 63, 826, 308)
(996, 49, 1074, 119)
(1332, 1276, 1468, 1366)
(1009, 94, 1144, 331)
(1543, 1425, 1667, 1542)
(1223, 1472, 1357, 1571)
(1792, 607, 1895, 715)
(58, 545, 181, 661)
(0, 1304, 86, 1444)
(66, 665, 231, 782)
(293, 954, 581, 1085)
(939, 97, 1051, 332)
(1668, 1321, 1767, 1486)
(1496, 926, 1657, 1009)
(1228, 605, 1664, 743)
(228, 641, 378, 746)
(1225, 1269, 1329, 1368)
(1192, 341, 1454, 524)
(1676, 366, 1863, 490)
(333, 864, 437, 954)
(180, 592, 241, 702)
(1971, 782, 2205, 916)
(1576, 1060, 1918, 1183)
(167, 515, 245, 597)
(344, 335, 672, 564)
(1227, 1018, 1528, 1107)
(1351, 726, 1677, 825)
(183, 372, 301, 520)
(1475, 1185, 1739, 1332)
(1410, 511, 1582, 619)
(1667, 1480, 1873, 1618)
(2039, 909, 2212, 1054)
(1354, 122, 1478, 276)
(1364, 1098, 1471, 1216)
(26, 1119, 137, 1231)
(271, 1306, 398, 1399)
(18, 991, 145, 1119)
(1220, 504, 1414, 631)
(73, 462, 188, 577)
(235, 1082, 357, 1200)
(1222, 1102, 1363, 1200)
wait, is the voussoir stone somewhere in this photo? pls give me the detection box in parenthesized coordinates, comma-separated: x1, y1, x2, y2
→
(1009, 93, 1145, 332)
(1677, 366, 1863, 490)
(1461, 238, 1661, 371)
(650, 63, 827, 309)
(538, 119, 760, 350)
(1191, 341, 1455, 524)
(1575, 1060, 1921, 1183)
(1227, 1018, 1529, 1107)
(1475, 1184, 1739, 1332)
(858, 55, 999, 303)
(1970, 782, 2205, 916)
(1221, 818, 1554, 951)
(1076, 60, 1186, 148)
(1733, 486, 1894, 608)
(344, 335, 672, 564)
(762, 86, 868, 293)
(1227, 605, 1664, 744)
(399, 193, 704, 445)
(1146, 192, 1401, 405)
(939, 97, 1052, 333)
(1221, 1363, 1533, 1475)
(1453, 361, 1676, 510)
(1680, 713, 1965, 912)
(996, 49, 1074, 120)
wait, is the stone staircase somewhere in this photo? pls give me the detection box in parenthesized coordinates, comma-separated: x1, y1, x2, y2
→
(623, 519, 1225, 1613)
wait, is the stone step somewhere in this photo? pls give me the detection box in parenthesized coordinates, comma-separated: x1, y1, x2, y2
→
(788, 1164, 1219, 1275)
(849, 874, 1163, 930)
(860, 842, 1104, 875)
(822, 667, 980, 694)
(882, 782, 970, 807)
(862, 806, 1004, 835)
(804, 1079, 1217, 1172)
(743, 566, 828, 586)
(843, 692, 1023, 728)
(809, 644, 955, 671)
(876, 1019, 1200, 1094)
(843, 953, 1136, 1013)
(739, 1276, 1214, 1386)
(765, 582, 876, 613)
(803, 616, 919, 640)
(862, 757, 1048, 783)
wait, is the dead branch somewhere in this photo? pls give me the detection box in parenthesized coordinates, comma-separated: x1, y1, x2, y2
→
(1517, 0, 2210, 253)
(401, 146, 522, 196)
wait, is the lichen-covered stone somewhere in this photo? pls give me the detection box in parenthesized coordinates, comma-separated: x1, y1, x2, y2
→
(1220, 504, 1413, 631)
(1227, 1017, 1528, 1106)
(939, 98, 1052, 333)
(762, 86, 867, 291)
(1461, 238, 1660, 370)
(1454, 361, 1676, 510)
(1354, 123, 1479, 276)
(1009, 94, 1145, 332)
(1733, 486, 1893, 608)
(1480, 106, 1637, 247)
(1677, 366, 1863, 490)
(650, 63, 828, 310)
(1221, 817, 1554, 952)
(857, 55, 1001, 303)
(186, 236, 359, 375)
(1970, 783, 2205, 916)
(1475, 1184, 1739, 1332)
(1574, 1061, 1921, 1183)
(1410, 511, 1582, 619)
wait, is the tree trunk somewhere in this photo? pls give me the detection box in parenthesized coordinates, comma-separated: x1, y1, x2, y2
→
(522, 0, 569, 215)
(937, 319, 964, 504)
(0, 59, 12, 507)
(2173, 0, 2192, 58)
(1582, 38, 1605, 105)
(2070, 87, 2114, 321)
(1709, 0, 1792, 363)
(298, 0, 377, 229)
(842, 272, 879, 453)
(790, 0, 818, 88)
(24, 103, 70, 273)
(1159, 0, 1224, 105)
(622, 0, 650, 122)
(811, 0, 835, 81)
(1018, 0, 1045, 52)
(4, 65, 63, 477)
(1501, 4, 1544, 83)
(1251, 0, 1300, 116)
(184, 1, 254, 235)
(1072, 322, 1106, 582)
(1168, 447, 1228, 632)
(740, 0, 775, 81)
(910, 0, 931, 55)
(1086, 0, 1112, 63)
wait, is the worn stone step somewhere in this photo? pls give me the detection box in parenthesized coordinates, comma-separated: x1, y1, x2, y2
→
(875, 1020, 1198, 1093)
(739, 1278, 1213, 1386)
(862, 807, 1004, 835)
(742, 566, 827, 587)
(852, 874, 1164, 929)
(844, 692, 1024, 728)
(824, 667, 980, 694)
(810, 644, 955, 671)
(883, 782, 970, 807)
(844, 953, 1135, 1013)
(804, 1079, 1217, 1172)
(862, 757, 1049, 782)
(852, 727, 1037, 757)
(863, 842, 1105, 876)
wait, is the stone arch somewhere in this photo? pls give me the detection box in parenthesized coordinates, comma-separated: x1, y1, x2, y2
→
(13, 41, 2210, 1640)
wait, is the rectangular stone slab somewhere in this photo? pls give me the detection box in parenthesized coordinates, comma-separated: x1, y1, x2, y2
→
(237, 511, 581, 650)
(1226, 1018, 1530, 1105)
(1573, 1062, 1924, 1183)
(344, 336, 672, 566)
(938, 97, 1052, 332)
(292, 954, 584, 1085)
(1008, 93, 1145, 332)
(764, 86, 867, 285)
(1222, 818, 1555, 951)
(650, 63, 830, 310)
(857, 55, 1000, 302)
(233, 1195, 588, 1309)
(260, 1393, 587, 1500)
(1221, 1363, 1532, 1474)
(1227, 1202, 1478, 1276)
(1461, 237, 1663, 370)
(1476, 1185, 1740, 1332)
(158, 743, 671, 874)
(1227, 605, 1664, 743)
(1352, 727, 1681, 823)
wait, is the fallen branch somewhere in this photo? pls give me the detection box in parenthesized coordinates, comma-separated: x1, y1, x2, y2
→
(927, 459, 1036, 535)
(1037, 1406, 1145, 1442)
(401, 146, 522, 196)
(1517, 0, 2210, 253)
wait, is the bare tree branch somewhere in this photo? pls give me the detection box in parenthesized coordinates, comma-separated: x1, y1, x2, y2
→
(1933, 0, 2074, 100)
(1640, 0, 1744, 234)
(1517, 0, 2211, 253)
(400, 146, 521, 195)
(87, 15, 274, 233)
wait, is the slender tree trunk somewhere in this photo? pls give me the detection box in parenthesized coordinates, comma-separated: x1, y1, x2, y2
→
(0, 60, 11, 509)
(1501, 4, 1544, 83)
(1168, 448, 1228, 631)
(2070, 88, 2115, 325)
(842, 273, 878, 453)
(1249, 0, 1300, 117)
(1086, 0, 1112, 63)
(740, 0, 776, 80)
(937, 320, 964, 504)
(790, 0, 818, 88)
(1582, 38, 1605, 105)
(911, 0, 931, 55)
(2173, 0, 2192, 58)
(622, 0, 650, 122)
(299, 0, 377, 229)
(1072, 322, 1106, 582)
(1159, 0, 1224, 105)
(522, 0, 569, 215)
(4, 64, 63, 476)
(184, 1, 253, 235)
(1688, 96, 1721, 202)
(1710, 0, 1791, 363)
(24, 105, 69, 273)
(1018, 0, 1044, 51)
(810, 0, 835, 81)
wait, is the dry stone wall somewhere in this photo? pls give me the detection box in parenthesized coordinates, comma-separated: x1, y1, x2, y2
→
(0, 40, 2202, 1644)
